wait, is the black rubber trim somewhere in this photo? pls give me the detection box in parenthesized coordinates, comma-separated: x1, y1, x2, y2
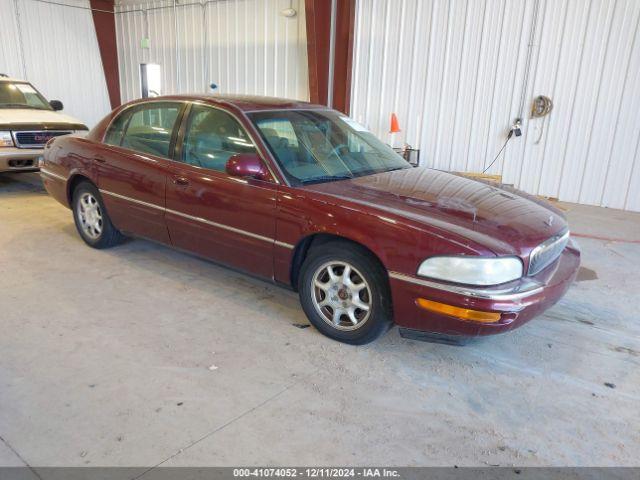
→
(398, 328, 474, 346)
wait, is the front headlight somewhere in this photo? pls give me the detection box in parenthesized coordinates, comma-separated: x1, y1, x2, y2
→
(0, 131, 14, 147)
(417, 256, 524, 286)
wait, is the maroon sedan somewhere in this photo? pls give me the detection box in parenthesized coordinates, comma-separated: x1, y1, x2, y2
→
(40, 95, 580, 345)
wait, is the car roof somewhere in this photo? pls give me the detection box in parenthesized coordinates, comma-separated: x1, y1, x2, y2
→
(127, 94, 328, 113)
(0, 81, 327, 112)
(0, 76, 28, 83)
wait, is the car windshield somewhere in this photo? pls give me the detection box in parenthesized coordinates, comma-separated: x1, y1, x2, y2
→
(0, 82, 51, 110)
(248, 110, 410, 185)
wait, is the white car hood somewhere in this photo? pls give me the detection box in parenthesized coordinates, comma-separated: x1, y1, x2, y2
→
(0, 108, 85, 127)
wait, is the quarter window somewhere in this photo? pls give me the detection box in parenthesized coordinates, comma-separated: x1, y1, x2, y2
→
(182, 105, 255, 172)
(104, 110, 132, 146)
(119, 103, 181, 158)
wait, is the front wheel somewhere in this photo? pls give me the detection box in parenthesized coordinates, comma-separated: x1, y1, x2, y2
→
(72, 181, 124, 249)
(298, 241, 393, 345)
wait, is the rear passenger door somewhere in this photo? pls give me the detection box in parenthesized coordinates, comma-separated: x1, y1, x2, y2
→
(164, 103, 278, 279)
(97, 102, 185, 243)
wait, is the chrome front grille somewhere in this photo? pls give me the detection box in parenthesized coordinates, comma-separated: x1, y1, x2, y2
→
(12, 130, 72, 148)
(528, 229, 570, 276)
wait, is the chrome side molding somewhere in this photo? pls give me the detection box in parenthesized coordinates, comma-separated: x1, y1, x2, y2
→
(99, 188, 295, 249)
(39, 168, 67, 181)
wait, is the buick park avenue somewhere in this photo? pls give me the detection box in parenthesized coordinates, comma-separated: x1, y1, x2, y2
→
(40, 95, 580, 344)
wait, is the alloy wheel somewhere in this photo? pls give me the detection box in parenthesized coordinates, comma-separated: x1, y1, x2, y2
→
(311, 261, 372, 331)
(77, 192, 103, 240)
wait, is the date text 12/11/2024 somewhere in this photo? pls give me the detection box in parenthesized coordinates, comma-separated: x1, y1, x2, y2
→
(232, 468, 400, 478)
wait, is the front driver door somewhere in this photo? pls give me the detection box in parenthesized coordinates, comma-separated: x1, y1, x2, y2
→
(164, 103, 277, 279)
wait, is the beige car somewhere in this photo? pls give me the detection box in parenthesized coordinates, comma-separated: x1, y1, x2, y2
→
(0, 74, 87, 173)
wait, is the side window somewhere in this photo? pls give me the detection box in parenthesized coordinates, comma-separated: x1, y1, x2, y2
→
(120, 103, 181, 158)
(104, 110, 132, 146)
(182, 105, 255, 172)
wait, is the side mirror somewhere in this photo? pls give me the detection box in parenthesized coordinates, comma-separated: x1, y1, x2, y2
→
(49, 100, 64, 111)
(225, 153, 271, 181)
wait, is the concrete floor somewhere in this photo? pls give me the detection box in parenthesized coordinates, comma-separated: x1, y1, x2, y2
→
(1, 172, 639, 468)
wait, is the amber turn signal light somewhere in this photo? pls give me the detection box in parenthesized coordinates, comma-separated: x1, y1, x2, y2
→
(416, 298, 501, 323)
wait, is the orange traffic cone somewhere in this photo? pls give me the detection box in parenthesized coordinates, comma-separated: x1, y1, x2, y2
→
(389, 113, 401, 133)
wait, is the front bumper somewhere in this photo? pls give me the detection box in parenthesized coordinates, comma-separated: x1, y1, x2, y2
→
(0, 147, 42, 172)
(389, 242, 581, 337)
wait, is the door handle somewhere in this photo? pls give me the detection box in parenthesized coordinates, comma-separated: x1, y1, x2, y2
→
(95, 155, 106, 163)
(172, 176, 189, 186)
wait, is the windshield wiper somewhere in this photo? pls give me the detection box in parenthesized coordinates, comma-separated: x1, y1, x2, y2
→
(301, 174, 353, 185)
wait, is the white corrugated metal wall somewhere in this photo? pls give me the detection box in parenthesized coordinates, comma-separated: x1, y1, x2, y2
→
(0, 0, 111, 127)
(115, 0, 309, 103)
(351, 0, 640, 212)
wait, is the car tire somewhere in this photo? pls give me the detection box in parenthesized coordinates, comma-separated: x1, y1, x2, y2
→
(72, 181, 124, 249)
(298, 240, 393, 345)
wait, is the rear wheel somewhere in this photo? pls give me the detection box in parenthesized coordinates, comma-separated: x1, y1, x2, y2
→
(299, 241, 393, 344)
(72, 181, 124, 249)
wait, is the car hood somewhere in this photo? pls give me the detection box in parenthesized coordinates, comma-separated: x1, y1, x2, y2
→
(303, 167, 568, 256)
(0, 108, 86, 128)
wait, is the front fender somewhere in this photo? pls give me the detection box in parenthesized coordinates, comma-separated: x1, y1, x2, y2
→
(273, 187, 487, 285)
